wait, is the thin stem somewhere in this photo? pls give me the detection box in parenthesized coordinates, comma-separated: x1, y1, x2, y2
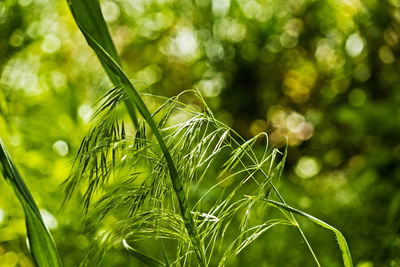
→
(216, 122, 321, 266)
(67, 18, 207, 265)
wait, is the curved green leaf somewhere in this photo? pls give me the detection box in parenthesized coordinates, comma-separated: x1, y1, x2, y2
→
(0, 138, 61, 267)
(267, 199, 353, 267)
(66, 0, 138, 127)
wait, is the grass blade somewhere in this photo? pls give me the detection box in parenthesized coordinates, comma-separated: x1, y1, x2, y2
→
(0, 138, 61, 267)
(266, 199, 353, 267)
(66, 0, 120, 83)
(67, 0, 139, 128)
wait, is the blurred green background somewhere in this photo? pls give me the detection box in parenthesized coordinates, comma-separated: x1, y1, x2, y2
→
(0, 0, 400, 266)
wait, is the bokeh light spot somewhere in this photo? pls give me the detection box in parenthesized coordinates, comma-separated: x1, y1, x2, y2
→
(353, 64, 370, 82)
(177, 29, 197, 55)
(299, 196, 312, 209)
(249, 119, 267, 136)
(50, 71, 67, 92)
(196, 74, 224, 97)
(165, 27, 201, 61)
(280, 32, 298, 48)
(324, 149, 343, 167)
(315, 39, 337, 69)
(379, 46, 394, 64)
(345, 32, 364, 57)
(136, 64, 162, 86)
(212, 0, 230, 17)
(286, 112, 305, 133)
(102, 1, 120, 22)
(1, 58, 41, 95)
(215, 18, 246, 42)
(9, 29, 24, 47)
(41, 34, 61, 54)
(206, 40, 225, 60)
(52, 140, 68, 157)
(383, 28, 398, 46)
(295, 156, 321, 179)
(78, 103, 93, 123)
(348, 88, 366, 107)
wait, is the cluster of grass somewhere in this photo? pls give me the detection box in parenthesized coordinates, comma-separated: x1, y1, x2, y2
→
(0, 0, 352, 266)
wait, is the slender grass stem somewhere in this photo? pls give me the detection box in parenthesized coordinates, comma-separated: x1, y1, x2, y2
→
(66, 2, 207, 264)
(217, 123, 321, 266)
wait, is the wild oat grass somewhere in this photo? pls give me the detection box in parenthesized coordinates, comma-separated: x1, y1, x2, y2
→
(0, 0, 353, 266)
(62, 85, 351, 266)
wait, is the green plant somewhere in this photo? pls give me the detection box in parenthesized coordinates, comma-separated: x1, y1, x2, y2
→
(0, 0, 353, 266)
(0, 139, 61, 267)
(64, 0, 353, 266)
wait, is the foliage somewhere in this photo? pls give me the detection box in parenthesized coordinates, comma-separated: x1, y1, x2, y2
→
(0, 138, 61, 266)
(0, 0, 399, 266)
(65, 0, 351, 265)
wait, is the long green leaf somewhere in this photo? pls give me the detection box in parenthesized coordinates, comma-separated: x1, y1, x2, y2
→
(267, 199, 353, 267)
(0, 138, 61, 267)
(66, 0, 138, 127)
(66, 0, 206, 265)
(66, 0, 120, 83)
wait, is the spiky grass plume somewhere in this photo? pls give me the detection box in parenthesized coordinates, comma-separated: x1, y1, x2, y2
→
(65, 0, 352, 265)
(64, 89, 351, 266)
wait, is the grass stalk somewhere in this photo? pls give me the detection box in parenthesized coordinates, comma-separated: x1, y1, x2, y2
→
(66, 0, 206, 265)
